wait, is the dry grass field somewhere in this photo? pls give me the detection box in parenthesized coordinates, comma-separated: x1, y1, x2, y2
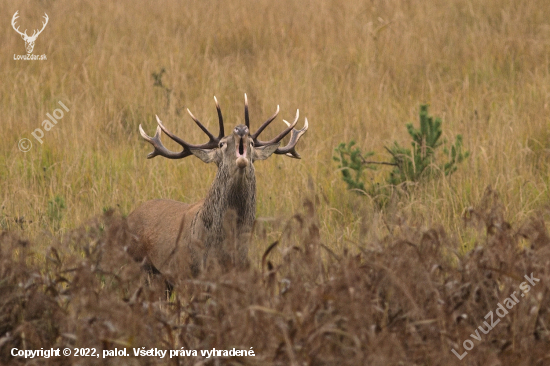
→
(1, 0, 550, 364)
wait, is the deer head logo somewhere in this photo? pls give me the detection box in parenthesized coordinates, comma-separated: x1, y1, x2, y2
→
(11, 11, 49, 54)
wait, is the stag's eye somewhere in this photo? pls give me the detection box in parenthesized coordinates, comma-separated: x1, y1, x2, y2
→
(219, 142, 224, 148)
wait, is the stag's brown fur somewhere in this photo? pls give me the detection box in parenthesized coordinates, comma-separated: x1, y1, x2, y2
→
(127, 199, 201, 275)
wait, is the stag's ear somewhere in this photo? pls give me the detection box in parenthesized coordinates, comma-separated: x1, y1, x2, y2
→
(252, 144, 280, 161)
(191, 149, 218, 163)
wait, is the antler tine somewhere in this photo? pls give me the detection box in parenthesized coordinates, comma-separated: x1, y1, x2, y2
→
(214, 96, 225, 138)
(185, 100, 225, 144)
(139, 123, 191, 160)
(157, 114, 219, 150)
(244, 94, 250, 129)
(186, 108, 216, 141)
(274, 117, 309, 159)
(214, 96, 224, 138)
(251, 104, 280, 140)
(253, 109, 298, 146)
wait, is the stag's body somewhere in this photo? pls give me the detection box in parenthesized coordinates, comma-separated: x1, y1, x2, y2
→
(127, 96, 307, 277)
(128, 158, 256, 275)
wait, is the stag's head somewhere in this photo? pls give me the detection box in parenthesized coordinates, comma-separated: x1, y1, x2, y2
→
(139, 95, 308, 177)
(11, 11, 49, 54)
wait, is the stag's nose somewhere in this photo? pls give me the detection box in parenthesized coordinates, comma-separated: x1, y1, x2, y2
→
(233, 125, 249, 137)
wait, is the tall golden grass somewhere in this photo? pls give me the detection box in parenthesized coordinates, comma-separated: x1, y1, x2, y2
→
(1, 0, 550, 254)
(2, 1, 550, 364)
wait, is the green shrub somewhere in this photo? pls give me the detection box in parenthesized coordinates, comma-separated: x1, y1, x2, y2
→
(47, 195, 66, 231)
(334, 105, 469, 206)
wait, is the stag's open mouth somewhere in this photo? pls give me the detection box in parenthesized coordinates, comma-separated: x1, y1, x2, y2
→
(236, 138, 246, 158)
(235, 137, 249, 169)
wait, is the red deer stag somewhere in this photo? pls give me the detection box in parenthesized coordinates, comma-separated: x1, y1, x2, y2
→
(127, 95, 308, 278)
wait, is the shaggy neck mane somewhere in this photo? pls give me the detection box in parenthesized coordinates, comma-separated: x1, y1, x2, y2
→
(198, 163, 256, 244)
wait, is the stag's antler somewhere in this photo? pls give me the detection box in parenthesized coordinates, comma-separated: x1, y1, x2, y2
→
(140, 95, 308, 160)
(139, 97, 225, 159)
(245, 94, 308, 159)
